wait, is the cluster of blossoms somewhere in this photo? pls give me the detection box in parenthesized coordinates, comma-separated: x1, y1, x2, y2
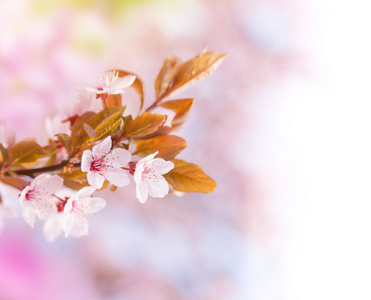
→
(0, 50, 224, 241)
(18, 136, 173, 241)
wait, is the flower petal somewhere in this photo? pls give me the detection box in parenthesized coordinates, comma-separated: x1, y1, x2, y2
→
(63, 213, 89, 237)
(76, 186, 96, 200)
(19, 186, 31, 205)
(134, 163, 145, 185)
(83, 197, 106, 214)
(34, 174, 63, 196)
(92, 136, 112, 159)
(147, 176, 170, 198)
(136, 181, 149, 204)
(43, 214, 64, 242)
(22, 202, 35, 228)
(104, 169, 130, 187)
(112, 75, 136, 90)
(87, 172, 105, 189)
(81, 150, 93, 172)
(138, 152, 158, 166)
(152, 158, 174, 175)
(105, 148, 131, 168)
(34, 197, 58, 220)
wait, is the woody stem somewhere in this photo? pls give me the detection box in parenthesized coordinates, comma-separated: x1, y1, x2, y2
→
(10, 161, 81, 177)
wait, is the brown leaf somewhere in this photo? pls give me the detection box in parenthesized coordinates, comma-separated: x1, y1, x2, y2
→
(10, 140, 45, 164)
(133, 135, 187, 160)
(106, 94, 122, 107)
(125, 112, 166, 138)
(56, 133, 72, 156)
(83, 123, 97, 140)
(71, 107, 125, 147)
(163, 159, 217, 193)
(132, 125, 173, 140)
(160, 98, 194, 130)
(0, 143, 8, 163)
(94, 107, 126, 140)
(71, 111, 96, 147)
(155, 55, 183, 99)
(1, 176, 29, 190)
(155, 50, 226, 100)
(110, 69, 145, 111)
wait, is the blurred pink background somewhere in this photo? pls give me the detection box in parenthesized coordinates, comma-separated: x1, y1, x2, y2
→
(1, 0, 371, 299)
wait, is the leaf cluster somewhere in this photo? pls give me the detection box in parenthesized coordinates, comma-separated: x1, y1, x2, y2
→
(0, 50, 225, 194)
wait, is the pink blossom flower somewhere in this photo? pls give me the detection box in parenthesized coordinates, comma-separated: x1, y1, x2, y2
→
(62, 186, 105, 237)
(81, 136, 131, 189)
(134, 152, 174, 203)
(19, 174, 63, 228)
(83, 71, 135, 95)
(0, 203, 18, 233)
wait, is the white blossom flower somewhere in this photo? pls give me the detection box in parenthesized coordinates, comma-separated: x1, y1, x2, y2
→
(0, 203, 18, 233)
(81, 136, 131, 189)
(134, 152, 174, 204)
(19, 174, 63, 228)
(46, 92, 102, 140)
(45, 114, 71, 139)
(83, 71, 135, 95)
(62, 186, 105, 237)
(64, 91, 102, 117)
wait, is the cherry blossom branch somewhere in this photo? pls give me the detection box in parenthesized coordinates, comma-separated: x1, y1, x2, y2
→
(10, 161, 81, 177)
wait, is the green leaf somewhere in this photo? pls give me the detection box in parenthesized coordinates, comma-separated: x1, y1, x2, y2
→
(133, 135, 187, 160)
(125, 112, 166, 138)
(10, 140, 45, 164)
(163, 159, 217, 193)
(160, 98, 194, 130)
(155, 50, 226, 100)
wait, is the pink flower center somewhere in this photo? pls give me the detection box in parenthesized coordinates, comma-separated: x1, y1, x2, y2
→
(142, 165, 157, 180)
(71, 201, 84, 214)
(90, 157, 106, 172)
(25, 189, 37, 201)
